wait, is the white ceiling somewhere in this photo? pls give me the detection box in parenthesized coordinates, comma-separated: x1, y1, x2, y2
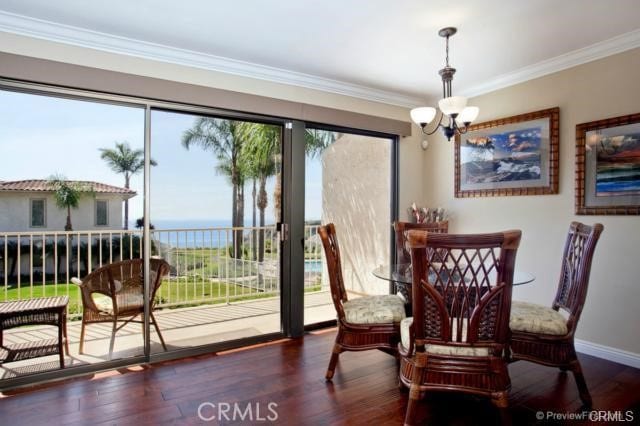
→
(0, 0, 640, 106)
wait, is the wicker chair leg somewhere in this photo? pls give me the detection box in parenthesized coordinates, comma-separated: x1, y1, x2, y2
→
(404, 356, 426, 426)
(403, 385, 421, 426)
(497, 406, 512, 426)
(63, 317, 70, 355)
(150, 312, 167, 351)
(569, 359, 592, 407)
(79, 321, 86, 354)
(325, 344, 341, 380)
(492, 392, 511, 426)
(108, 320, 117, 359)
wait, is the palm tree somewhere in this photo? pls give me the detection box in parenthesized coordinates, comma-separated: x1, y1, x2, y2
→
(239, 123, 281, 262)
(99, 142, 157, 230)
(48, 175, 93, 231)
(182, 118, 247, 259)
(271, 128, 336, 222)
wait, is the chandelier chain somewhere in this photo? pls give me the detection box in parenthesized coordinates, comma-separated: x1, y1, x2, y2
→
(445, 35, 450, 67)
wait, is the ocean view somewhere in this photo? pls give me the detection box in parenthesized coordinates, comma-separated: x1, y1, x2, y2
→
(139, 219, 278, 248)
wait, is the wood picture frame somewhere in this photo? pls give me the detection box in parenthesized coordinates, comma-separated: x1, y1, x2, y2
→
(575, 113, 640, 215)
(455, 107, 559, 198)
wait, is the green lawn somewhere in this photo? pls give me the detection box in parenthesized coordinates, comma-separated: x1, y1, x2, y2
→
(2, 246, 322, 316)
(2, 277, 284, 316)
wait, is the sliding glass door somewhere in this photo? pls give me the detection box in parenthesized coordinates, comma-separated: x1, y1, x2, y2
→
(148, 109, 284, 353)
(0, 87, 147, 378)
(303, 127, 394, 326)
(0, 79, 397, 389)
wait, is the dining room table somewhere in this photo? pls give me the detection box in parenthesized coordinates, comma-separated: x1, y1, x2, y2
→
(372, 263, 535, 315)
(372, 263, 535, 287)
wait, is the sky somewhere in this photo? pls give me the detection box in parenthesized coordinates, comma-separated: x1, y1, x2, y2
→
(0, 89, 324, 226)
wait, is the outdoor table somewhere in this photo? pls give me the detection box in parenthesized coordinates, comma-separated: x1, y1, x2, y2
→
(0, 296, 69, 368)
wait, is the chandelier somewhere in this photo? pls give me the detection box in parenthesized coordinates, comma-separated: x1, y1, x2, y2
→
(410, 27, 479, 141)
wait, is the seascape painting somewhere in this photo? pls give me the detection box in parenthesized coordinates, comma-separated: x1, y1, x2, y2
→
(455, 107, 558, 198)
(594, 130, 640, 197)
(461, 127, 542, 184)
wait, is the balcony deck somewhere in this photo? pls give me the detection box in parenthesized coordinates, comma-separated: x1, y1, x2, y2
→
(0, 291, 336, 380)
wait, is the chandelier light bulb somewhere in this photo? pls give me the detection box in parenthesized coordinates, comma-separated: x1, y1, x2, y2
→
(457, 106, 479, 124)
(410, 107, 437, 126)
(438, 96, 468, 116)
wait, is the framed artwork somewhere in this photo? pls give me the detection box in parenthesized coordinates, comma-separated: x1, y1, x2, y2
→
(576, 113, 640, 215)
(455, 107, 559, 197)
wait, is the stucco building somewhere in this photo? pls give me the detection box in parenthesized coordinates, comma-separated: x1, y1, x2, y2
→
(0, 179, 136, 232)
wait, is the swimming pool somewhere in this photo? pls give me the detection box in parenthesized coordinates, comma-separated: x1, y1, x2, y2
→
(304, 259, 323, 273)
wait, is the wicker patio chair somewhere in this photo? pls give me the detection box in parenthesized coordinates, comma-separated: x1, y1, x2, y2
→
(318, 223, 405, 380)
(71, 258, 170, 357)
(393, 221, 449, 308)
(399, 229, 521, 426)
(509, 221, 603, 407)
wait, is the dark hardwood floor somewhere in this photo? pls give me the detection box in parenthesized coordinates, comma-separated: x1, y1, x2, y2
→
(0, 328, 638, 425)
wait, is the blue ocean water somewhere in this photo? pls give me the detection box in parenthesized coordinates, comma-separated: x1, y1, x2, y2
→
(596, 164, 640, 195)
(596, 180, 640, 194)
(142, 219, 276, 248)
(304, 259, 322, 273)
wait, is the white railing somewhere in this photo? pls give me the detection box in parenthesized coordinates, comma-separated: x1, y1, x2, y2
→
(0, 225, 324, 316)
(151, 226, 282, 309)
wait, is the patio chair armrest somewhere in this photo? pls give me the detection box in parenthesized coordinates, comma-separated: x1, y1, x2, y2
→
(71, 277, 84, 286)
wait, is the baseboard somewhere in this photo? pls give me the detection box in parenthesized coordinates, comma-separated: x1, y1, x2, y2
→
(575, 339, 640, 369)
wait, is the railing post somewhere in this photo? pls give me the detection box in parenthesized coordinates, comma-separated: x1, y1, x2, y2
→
(87, 232, 92, 275)
(226, 228, 230, 305)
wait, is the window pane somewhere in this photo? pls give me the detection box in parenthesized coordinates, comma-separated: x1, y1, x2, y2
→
(149, 110, 283, 353)
(0, 88, 145, 379)
(304, 129, 392, 325)
(96, 200, 108, 226)
(31, 199, 45, 227)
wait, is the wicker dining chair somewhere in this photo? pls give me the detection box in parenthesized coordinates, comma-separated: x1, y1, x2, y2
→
(509, 221, 603, 407)
(394, 221, 450, 265)
(393, 221, 449, 307)
(399, 229, 521, 426)
(318, 223, 406, 380)
(71, 258, 170, 357)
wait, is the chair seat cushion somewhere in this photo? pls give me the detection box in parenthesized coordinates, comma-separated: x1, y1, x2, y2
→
(510, 301, 568, 335)
(400, 317, 489, 357)
(92, 292, 144, 314)
(342, 295, 405, 324)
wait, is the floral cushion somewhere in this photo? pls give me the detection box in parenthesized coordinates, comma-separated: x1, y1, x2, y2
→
(400, 317, 413, 349)
(93, 293, 145, 314)
(400, 317, 490, 357)
(342, 295, 405, 324)
(510, 301, 568, 335)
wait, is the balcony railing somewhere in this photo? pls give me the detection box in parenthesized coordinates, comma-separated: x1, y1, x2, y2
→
(0, 225, 324, 317)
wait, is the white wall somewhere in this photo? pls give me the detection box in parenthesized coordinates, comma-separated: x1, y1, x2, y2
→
(0, 192, 126, 231)
(423, 48, 640, 356)
(321, 134, 391, 295)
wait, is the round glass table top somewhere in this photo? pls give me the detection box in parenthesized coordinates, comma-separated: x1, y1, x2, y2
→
(372, 263, 535, 286)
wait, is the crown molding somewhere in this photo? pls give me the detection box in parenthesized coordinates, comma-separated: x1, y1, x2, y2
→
(2, 11, 639, 108)
(461, 29, 640, 98)
(0, 11, 424, 108)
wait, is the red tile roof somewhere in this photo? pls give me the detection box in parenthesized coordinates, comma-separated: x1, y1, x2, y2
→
(0, 180, 136, 196)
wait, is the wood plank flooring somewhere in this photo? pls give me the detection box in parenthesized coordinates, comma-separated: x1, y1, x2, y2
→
(0, 328, 638, 425)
